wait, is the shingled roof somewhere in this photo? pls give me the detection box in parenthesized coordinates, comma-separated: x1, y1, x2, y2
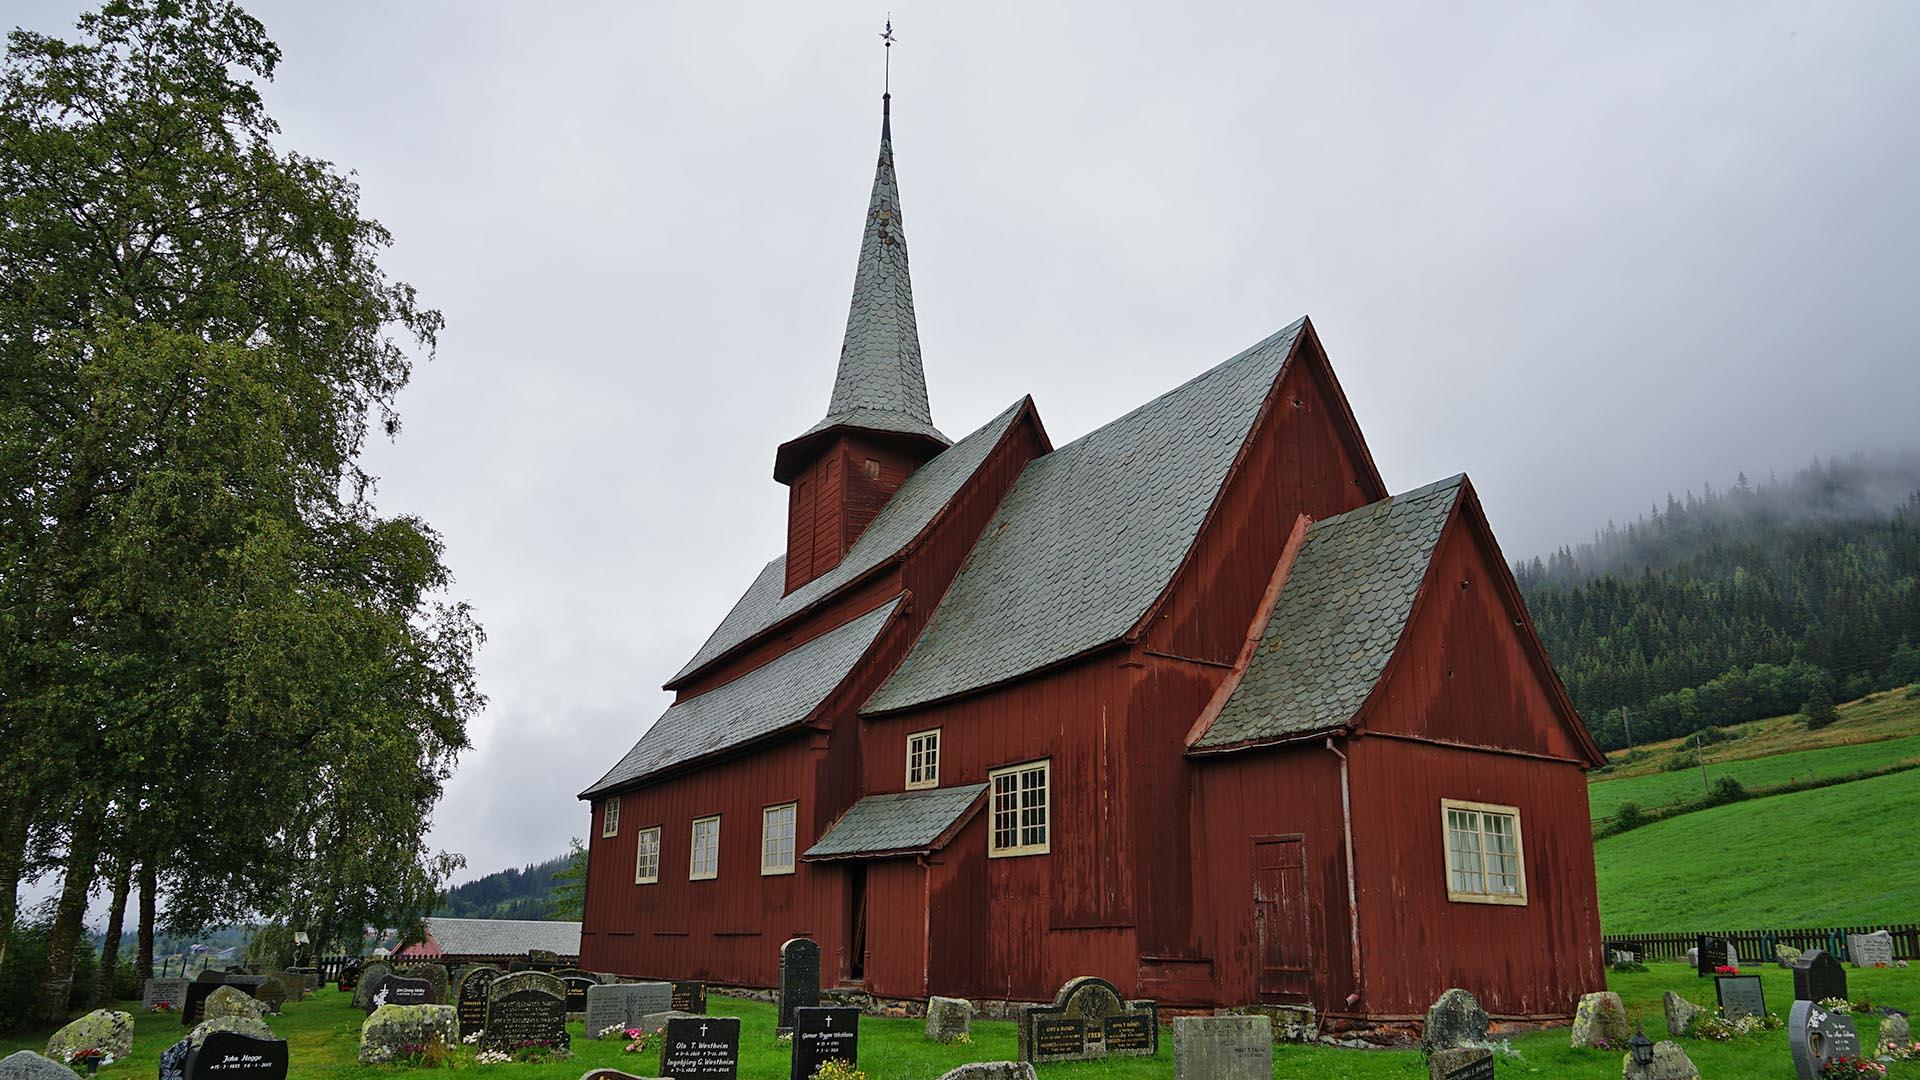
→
(412, 918, 581, 959)
(803, 783, 987, 860)
(585, 598, 902, 797)
(669, 399, 1030, 688)
(1190, 475, 1464, 751)
(862, 319, 1307, 714)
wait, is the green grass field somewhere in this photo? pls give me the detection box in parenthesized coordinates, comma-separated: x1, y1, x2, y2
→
(1591, 685, 1920, 783)
(6, 966, 1918, 1079)
(1587, 731, 1920, 821)
(1595, 767, 1920, 931)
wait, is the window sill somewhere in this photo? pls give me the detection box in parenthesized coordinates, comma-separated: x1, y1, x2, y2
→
(1446, 890, 1528, 907)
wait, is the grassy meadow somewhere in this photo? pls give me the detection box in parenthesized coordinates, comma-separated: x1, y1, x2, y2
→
(1587, 729, 1920, 822)
(5, 966, 1919, 1079)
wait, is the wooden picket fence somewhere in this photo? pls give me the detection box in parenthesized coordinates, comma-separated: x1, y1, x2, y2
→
(1604, 924, 1920, 964)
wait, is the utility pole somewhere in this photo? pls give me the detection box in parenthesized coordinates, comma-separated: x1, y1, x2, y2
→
(1698, 730, 1710, 796)
(1622, 706, 1634, 753)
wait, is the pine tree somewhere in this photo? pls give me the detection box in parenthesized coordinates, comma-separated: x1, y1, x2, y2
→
(1802, 679, 1839, 730)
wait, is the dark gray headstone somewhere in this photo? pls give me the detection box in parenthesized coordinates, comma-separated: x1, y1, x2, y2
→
(183, 1032, 288, 1080)
(777, 938, 820, 1035)
(369, 976, 434, 1010)
(1171, 1015, 1270, 1080)
(337, 959, 362, 992)
(1792, 950, 1847, 1002)
(454, 967, 503, 1040)
(482, 972, 569, 1055)
(1429, 1047, 1495, 1080)
(561, 975, 596, 1016)
(1016, 976, 1158, 1063)
(790, 1006, 860, 1080)
(660, 1016, 739, 1079)
(584, 982, 672, 1038)
(1715, 975, 1765, 1020)
(1695, 935, 1730, 976)
(1789, 1000, 1861, 1080)
(671, 981, 707, 1014)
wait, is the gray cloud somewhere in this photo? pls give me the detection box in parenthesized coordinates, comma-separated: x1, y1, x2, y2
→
(11, 0, 1918, 890)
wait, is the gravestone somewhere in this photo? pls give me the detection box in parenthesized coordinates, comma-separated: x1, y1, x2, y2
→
(1776, 944, 1802, 968)
(188, 1016, 275, 1048)
(1882, 1012, 1912, 1047)
(1695, 935, 1731, 976)
(264, 972, 303, 1004)
(1420, 988, 1490, 1055)
(1848, 930, 1895, 968)
(1610, 942, 1647, 963)
(400, 963, 450, 1003)
(933, 1067, 1037, 1080)
(145, 977, 190, 1012)
(1789, 1000, 1862, 1080)
(641, 1010, 697, 1035)
(1715, 974, 1766, 1020)
(359, 1004, 458, 1065)
(561, 975, 597, 1017)
(481, 972, 569, 1055)
(659, 1015, 740, 1079)
(525, 949, 563, 972)
(202, 986, 265, 1025)
(1625, 1041, 1698, 1080)
(925, 996, 974, 1043)
(352, 962, 394, 1010)
(790, 1006, 860, 1080)
(454, 966, 503, 1040)
(0, 1051, 72, 1080)
(1428, 1047, 1494, 1080)
(1171, 1015, 1271, 1080)
(368, 975, 434, 1011)
(1016, 976, 1159, 1062)
(777, 938, 820, 1035)
(159, 1039, 192, 1080)
(44, 1009, 134, 1064)
(252, 977, 286, 1015)
(584, 982, 673, 1038)
(183, 1031, 288, 1080)
(1792, 950, 1848, 1002)
(1662, 991, 1705, 1036)
(1569, 991, 1630, 1048)
(671, 980, 708, 1014)
(338, 959, 362, 992)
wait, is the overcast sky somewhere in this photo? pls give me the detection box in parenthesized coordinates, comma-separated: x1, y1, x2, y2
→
(16, 1, 1920, 894)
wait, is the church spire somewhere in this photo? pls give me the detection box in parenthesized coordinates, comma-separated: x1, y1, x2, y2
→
(774, 93, 949, 484)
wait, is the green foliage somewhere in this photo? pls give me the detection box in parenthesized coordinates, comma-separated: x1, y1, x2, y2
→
(1612, 802, 1647, 832)
(811, 1060, 868, 1080)
(547, 839, 587, 922)
(1516, 457, 1920, 750)
(1706, 775, 1748, 805)
(437, 856, 573, 920)
(1591, 730, 1920, 822)
(1805, 680, 1841, 730)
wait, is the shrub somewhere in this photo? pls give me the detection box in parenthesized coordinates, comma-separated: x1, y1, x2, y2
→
(1707, 776, 1748, 805)
(1695, 725, 1736, 746)
(1662, 749, 1699, 772)
(812, 1062, 868, 1080)
(1614, 802, 1648, 832)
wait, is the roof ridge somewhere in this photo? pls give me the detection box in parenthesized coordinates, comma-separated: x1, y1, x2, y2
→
(1306, 472, 1467, 533)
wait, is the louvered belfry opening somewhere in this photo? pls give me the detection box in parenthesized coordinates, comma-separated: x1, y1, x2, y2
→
(775, 94, 949, 594)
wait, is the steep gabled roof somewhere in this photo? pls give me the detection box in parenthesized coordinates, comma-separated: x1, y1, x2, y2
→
(776, 97, 947, 481)
(802, 783, 987, 861)
(1189, 475, 1464, 751)
(668, 399, 1032, 689)
(584, 598, 902, 797)
(862, 319, 1307, 714)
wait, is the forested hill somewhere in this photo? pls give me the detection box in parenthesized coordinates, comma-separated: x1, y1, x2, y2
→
(434, 856, 571, 920)
(1515, 454, 1920, 751)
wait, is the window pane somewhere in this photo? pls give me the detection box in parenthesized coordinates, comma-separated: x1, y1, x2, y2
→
(992, 773, 1019, 850)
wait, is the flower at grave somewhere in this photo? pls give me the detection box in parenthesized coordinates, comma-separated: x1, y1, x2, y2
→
(149, 1002, 175, 1013)
(810, 1061, 868, 1080)
(1818, 1056, 1888, 1079)
(777, 1031, 794, 1044)
(622, 1029, 648, 1054)
(461, 1032, 480, 1045)
(474, 1050, 510, 1066)
(597, 1024, 626, 1040)
(1878, 1039, 1920, 1062)
(1820, 997, 1855, 1014)
(1713, 964, 1739, 975)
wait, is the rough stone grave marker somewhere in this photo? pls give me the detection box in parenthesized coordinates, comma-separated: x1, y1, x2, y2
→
(777, 938, 820, 1035)
(1171, 1015, 1270, 1080)
(1848, 930, 1895, 968)
(1792, 950, 1847, 1002)
(481, 972, 569, 1055)
(1695, 935, 1731, 976)
(145, 978, 190, 1012)
(454, 967, 502, 1041)
(1789, 1000, 1861, 1080)
(671, 981, 707, 1014)
(584, 982, 672, 1038)
(1716, 974, 1766, 1020)
(790, 1007, 859, 1080)
(659, 1015, 739, 1080)
(525, 949, 562, 972)
(182, 1031, 288, 1080)
(0, 1051, 73, 1080)
(1428, 1047, 1495, 1080)
(1016, 976, 1159, 1063)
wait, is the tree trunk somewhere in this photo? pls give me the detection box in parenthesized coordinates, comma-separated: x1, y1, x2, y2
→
(35, 807, 104, 1025)
(137, 860, 157, 979)
(94, 857, 132, 1005)
(0, 798, 27, 974)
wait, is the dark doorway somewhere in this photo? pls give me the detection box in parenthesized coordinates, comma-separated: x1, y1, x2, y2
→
(1254, 836, 1310, 1001)
(846, 865, 868, 981)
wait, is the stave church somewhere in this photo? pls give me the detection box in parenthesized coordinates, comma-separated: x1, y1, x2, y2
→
(579, 93, 1607, 1030)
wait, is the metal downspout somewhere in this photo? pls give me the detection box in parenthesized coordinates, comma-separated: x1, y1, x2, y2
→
(1326, 736, 1363, 1008)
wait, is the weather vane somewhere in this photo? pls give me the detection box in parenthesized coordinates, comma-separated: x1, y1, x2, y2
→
(881, 16, 896, 95)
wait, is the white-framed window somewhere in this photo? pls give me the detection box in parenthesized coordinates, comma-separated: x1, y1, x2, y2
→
(634, 825, 661, 884)
(689, 815, 720, 881)
(762, 802, 797, 875)
(1441, 799, 1527, 905)
(906, 728, 941, 790)
(601, 796, 620, 838)
(989, 759, 1050, 858)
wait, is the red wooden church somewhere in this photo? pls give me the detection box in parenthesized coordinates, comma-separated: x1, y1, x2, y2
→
(579, 96, 1608, 1028)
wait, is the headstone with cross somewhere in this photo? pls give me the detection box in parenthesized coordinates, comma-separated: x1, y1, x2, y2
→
(659, 1016, 739, 1079)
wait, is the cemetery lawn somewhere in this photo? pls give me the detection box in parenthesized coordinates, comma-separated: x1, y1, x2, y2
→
(6, 967, 1919, 1079)
(1595, 767, 1920, 930)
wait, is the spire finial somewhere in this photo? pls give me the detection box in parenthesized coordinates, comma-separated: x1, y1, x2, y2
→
(880, 15, 896, 97)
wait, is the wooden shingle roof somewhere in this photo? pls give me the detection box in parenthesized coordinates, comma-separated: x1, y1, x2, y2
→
(863, 319, 1306, 714)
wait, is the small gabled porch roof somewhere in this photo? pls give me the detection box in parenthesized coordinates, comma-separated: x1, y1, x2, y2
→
(803, 783, 987, 861)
